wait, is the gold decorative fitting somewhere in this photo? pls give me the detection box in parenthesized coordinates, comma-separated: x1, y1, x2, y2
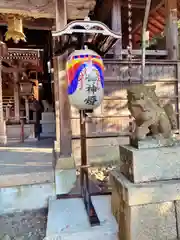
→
(5, 15, 26, 43)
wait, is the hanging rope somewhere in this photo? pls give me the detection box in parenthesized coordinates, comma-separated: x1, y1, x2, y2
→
(127, 0, 132, 83)
(127, 0, 133, 134)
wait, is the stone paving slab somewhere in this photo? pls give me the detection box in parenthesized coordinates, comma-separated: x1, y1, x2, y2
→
(46, 195, 118, 240)
(0, 138, 54, 187)
(0, 183, 54, 214)
(0, 148, 53, 175)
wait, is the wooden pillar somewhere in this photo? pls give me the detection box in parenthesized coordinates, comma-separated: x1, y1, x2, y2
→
(53, 59, 60, 147)
(13, 82, 20, 122)
(54, 0, 72, 157)
(5, 106, 10, 121)
(0, 58, 7, 144)
(25, 96, 29, 123)
(13, 72, 20, 122)
(112, 0, 122, 59)
(165, 0, 179, 60)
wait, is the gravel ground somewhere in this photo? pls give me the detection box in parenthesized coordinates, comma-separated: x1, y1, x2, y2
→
(0, 209, 47, 240)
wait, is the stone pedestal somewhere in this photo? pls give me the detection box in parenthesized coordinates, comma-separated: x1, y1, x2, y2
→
(110, 139, 180, 240)
(110, 170, 179, 240)
(120, 144, 180, 183)
(40, 112, 56, 137)
(55, 156, 76, 195)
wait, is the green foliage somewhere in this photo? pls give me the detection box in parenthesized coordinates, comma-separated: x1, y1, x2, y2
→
(148, 20, 180, 47)
(178, 20, 180, 29)
(148, 32, 164, 46)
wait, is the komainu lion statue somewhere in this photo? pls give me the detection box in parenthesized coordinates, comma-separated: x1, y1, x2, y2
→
(127, 84, 177, 140)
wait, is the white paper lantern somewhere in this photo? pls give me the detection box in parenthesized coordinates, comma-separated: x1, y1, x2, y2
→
(66, 49, 104, 110)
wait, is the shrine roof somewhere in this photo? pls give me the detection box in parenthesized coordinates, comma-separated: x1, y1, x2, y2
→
(133, 1, 180, 45)
(93, 0, 180, 47)
(0, 0, 96, 20)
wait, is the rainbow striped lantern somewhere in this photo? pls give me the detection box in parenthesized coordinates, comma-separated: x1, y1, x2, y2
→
(66, 49, 104, 110)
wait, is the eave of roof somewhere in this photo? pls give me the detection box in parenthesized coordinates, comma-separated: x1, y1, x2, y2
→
(0, 0, 96, 20)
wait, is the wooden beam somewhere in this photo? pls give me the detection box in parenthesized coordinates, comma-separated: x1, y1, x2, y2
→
(0, 17, 54, 30)
(24, 19, 54, 30)
(141, 0, 152, 82)
(0, 47, 7, 144)
(0, 0, 96, 20)
(56, 0, 67, 30)
(121, 49, 168, 56)
(112, 0, 122, 59)
(177, 1, 180, 18)
(165, 0, 179, 59)
(94, 0, 112, 23)
(54, 0, 72, 156)
(121, 3, 145, 9)
(2, 66, 24, 73)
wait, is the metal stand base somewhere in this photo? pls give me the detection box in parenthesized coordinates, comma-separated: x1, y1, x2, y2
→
(79, 110, 100, 226)
(56, 110, 109, 226)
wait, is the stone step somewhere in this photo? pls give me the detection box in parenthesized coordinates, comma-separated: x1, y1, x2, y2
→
(40, 133, 56, 138)
(5, 137, 37, 144)
(0, 170, 54, 188)
(45, 195, 118, 240)
(0, 146, 54, 188)
(0, 182, 54, 215)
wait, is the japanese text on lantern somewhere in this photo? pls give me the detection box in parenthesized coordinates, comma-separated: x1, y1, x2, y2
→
(84, 68, 100, 106)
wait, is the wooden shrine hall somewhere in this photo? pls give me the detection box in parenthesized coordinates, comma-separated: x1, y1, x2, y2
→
(0, 0, 178, 155)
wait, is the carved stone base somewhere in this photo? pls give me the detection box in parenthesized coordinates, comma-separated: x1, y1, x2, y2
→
(120, 144, 180, 183)
(55, 156, 76, 195)
(130, 136, 178, 149)
(110, 170, 179, 240)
